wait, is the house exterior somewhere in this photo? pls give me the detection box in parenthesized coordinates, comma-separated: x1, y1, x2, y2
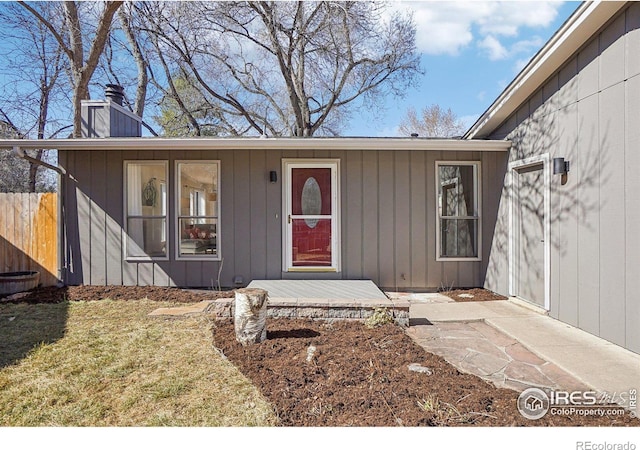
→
(48, 135, 510, 291)
(0, 1, 638, 354)
(468, 1, 640, 354)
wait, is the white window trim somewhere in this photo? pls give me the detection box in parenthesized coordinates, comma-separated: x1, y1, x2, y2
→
(123, 160, 169, 262)
(282, 159, 341, 272)
(435, 161, 482, 262)
(507, 154, 551, 311)
(175, 160, 222, 262)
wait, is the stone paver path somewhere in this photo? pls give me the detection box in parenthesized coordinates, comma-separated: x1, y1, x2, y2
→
(148, 300, 215, 317)
(407, 320, 591, 393)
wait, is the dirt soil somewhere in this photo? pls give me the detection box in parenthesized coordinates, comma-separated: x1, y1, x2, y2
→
(214, 318, 637, 427)
(3, 285, 638, 427)
(442, 288, 509, 302)
(0, 285, 232, 304)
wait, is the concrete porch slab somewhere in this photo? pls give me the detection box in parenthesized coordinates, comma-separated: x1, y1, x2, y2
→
(247, 279, 388, 300)
(213, 280, 409, 325)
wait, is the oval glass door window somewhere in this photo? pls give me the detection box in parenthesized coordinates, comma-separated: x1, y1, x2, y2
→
(301, 177, 321, 228)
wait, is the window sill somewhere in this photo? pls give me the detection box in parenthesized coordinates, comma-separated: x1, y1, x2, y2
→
(125, 257, 169, 263)
(286, 267, 338, 273)
(176, 256, 222, 262)
(436, 256, 482, 262)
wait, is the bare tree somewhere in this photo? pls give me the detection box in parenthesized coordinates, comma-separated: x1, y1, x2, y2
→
(117, 3, 148, 118)
(98, 2, 159, 135)
(138, 1, 421, 136)
(398, 105, 467, 138)
(19, 1, 123, 137)
(155, 75, 225, 136)
(0, 2, 70, 192)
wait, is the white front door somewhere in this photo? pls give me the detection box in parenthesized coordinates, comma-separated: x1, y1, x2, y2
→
(509, 155, 550, 310)
(283, 160, 340, 272)
(516, 164, 545, 307)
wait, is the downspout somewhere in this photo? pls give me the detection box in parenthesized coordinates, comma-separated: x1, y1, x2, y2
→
(13, 146, 67, 286)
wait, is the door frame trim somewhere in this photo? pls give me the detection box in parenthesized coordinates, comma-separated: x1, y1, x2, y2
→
(281, 159, 341, 272)
(508, 154, 550, 311)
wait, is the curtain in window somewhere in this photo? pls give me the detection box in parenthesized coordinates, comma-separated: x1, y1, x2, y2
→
(439, 164, 477, 258)
(127, 164, 145, 256)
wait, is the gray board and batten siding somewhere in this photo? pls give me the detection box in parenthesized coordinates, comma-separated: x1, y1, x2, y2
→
(81, 100, 142, 138)
(483, 2, 640, 353)
(58, 147, 507, 292)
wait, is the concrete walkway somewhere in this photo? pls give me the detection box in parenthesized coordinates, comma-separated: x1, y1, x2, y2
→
(408, 296, 640, 402)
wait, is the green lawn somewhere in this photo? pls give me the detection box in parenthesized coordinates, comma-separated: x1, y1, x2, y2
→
(0, 299, 276, 426)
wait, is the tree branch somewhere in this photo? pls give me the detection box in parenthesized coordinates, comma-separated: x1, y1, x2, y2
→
(18, 1, 74, 63)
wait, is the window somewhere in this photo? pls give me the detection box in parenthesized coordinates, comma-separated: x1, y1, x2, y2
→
(124, 161, 168, 259)
(436, 162, 480, 260)
(177, 161, 220, 258)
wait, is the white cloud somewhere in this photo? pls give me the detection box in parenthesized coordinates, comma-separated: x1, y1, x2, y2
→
(459, 113, 481, 129)
(513, 58, 531, 73)
(391, 1, 563, 56)
(476, 2, 561, 36)
(479, 35, 508, 60)
(409, 4, 475, 55)
(479, 34, 546, 61)
(509, 36, 546, 71)
(511, 36, 545, 54)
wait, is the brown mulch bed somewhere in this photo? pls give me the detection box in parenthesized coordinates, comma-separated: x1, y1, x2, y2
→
(214, 318, 638, 427)
(0, 285, 232, 304)
(2, 285, 638, 427)
(441, 288, 508, 302)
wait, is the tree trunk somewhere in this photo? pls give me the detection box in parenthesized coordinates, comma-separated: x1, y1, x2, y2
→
(27, 149, 46, 192)
(118, 6, 148, 118)
(234, 288, 268, 346)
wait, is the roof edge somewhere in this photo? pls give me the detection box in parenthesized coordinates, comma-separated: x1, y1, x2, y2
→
(464, 1, 627, 140)
(0, 137, 511, 152)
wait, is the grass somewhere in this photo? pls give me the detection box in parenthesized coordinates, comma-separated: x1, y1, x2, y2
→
(0, 299, 276, 426)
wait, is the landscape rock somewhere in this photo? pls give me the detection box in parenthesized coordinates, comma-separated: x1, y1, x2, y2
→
(408, 363, 432, 375)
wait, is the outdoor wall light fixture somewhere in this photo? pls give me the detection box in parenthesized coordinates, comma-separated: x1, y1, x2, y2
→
(553, 157, 570, 175)
(269, 170, 278, 183)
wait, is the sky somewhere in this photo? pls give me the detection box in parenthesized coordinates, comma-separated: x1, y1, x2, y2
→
(0, 0, 582, 140)
(344, 0, 581, 137)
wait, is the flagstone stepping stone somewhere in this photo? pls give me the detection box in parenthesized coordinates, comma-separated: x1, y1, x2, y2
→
(148, 300, 214, 317)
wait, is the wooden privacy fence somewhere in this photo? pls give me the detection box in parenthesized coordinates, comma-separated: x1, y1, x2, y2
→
(0, 193, 58, 287)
